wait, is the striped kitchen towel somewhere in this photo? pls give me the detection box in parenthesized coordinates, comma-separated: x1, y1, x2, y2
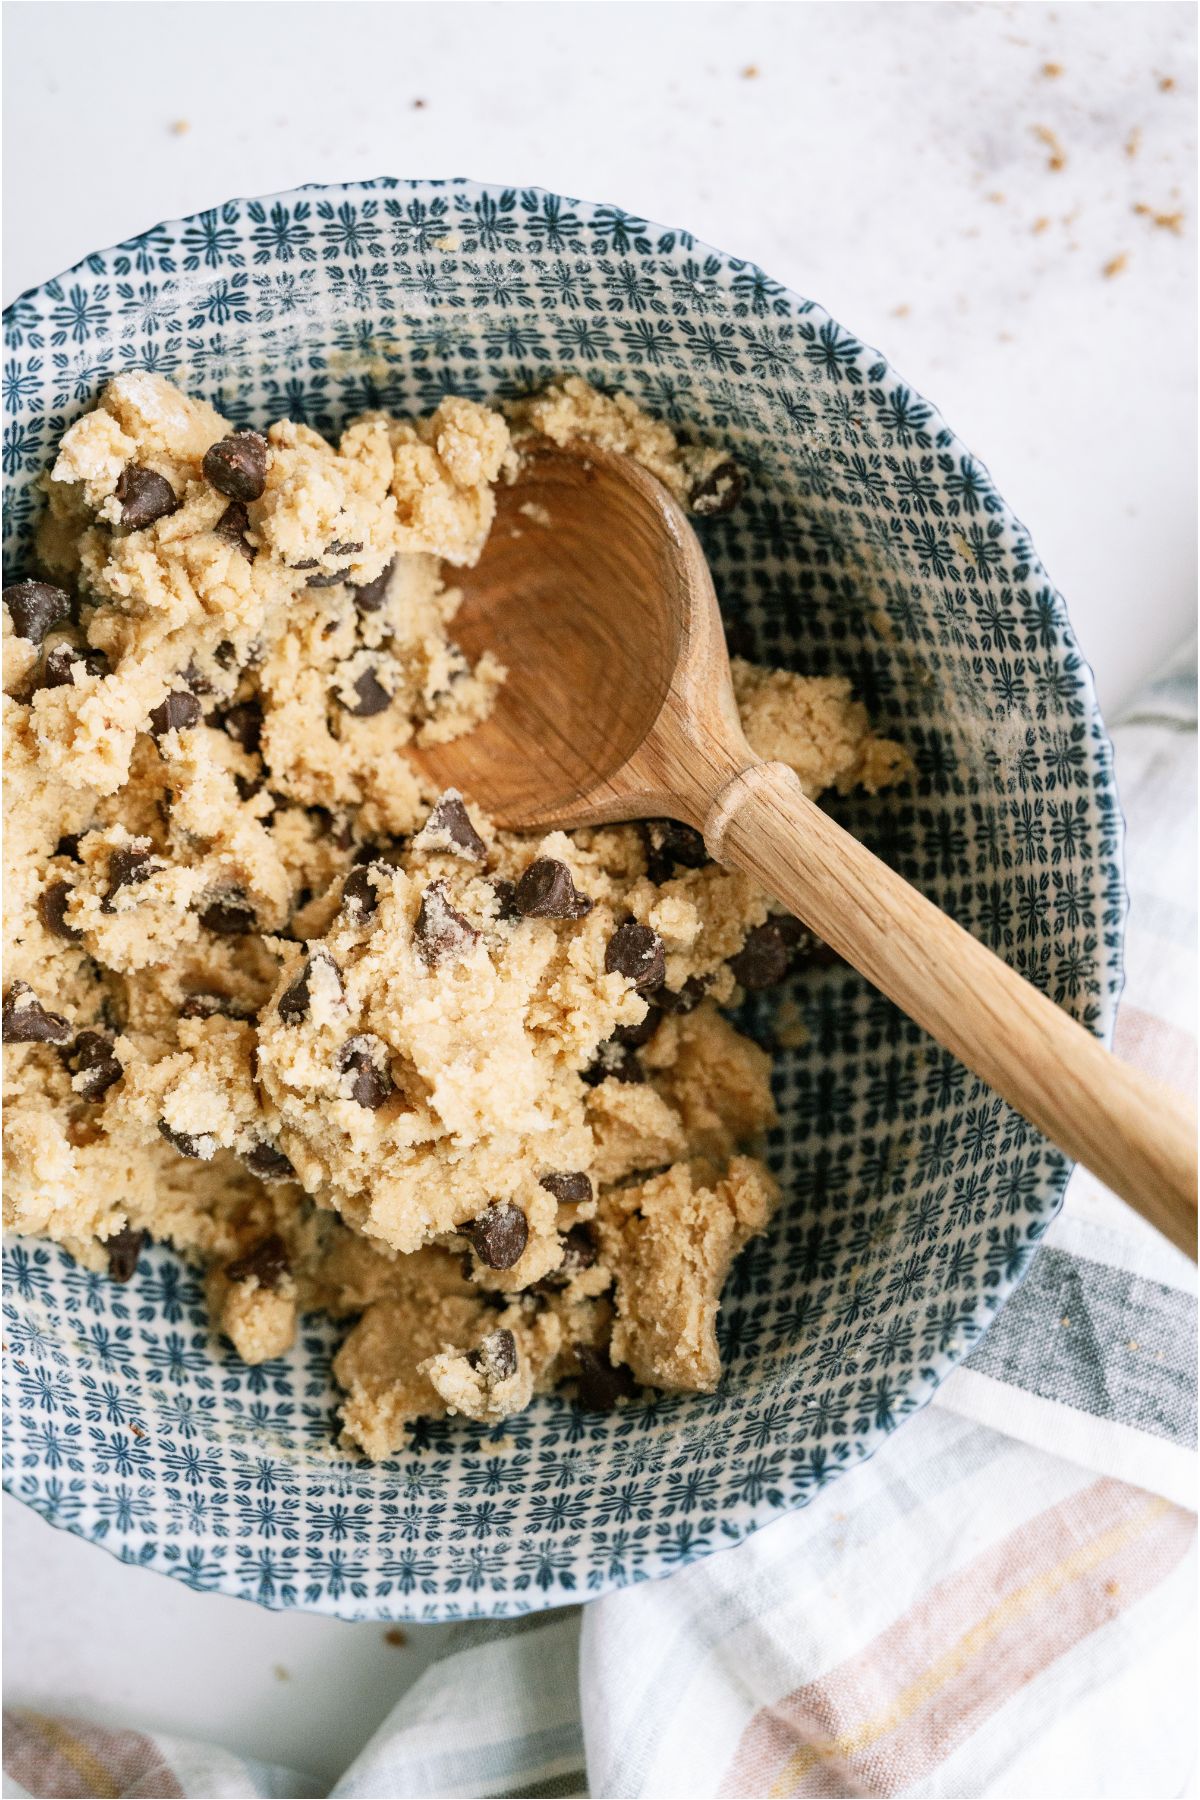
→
(0, 1709, 318, 1799)
(5, 647, 1195, 1798)
(929, 635, 1197, 1514)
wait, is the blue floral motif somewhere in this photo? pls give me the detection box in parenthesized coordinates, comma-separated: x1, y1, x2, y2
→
(3, 295, 44, 350)
(180, 204, 245, 272)
(46, 280, 111, 347)
(518, 192, 584, 254)
(3, 178, 1123, 1623)
(585, 205, 654, 257)
(454, 189, 521, 254)
(247, 200, 316, 266)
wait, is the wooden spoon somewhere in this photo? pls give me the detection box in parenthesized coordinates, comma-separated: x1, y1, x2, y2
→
(416, 441, 1198, 1256)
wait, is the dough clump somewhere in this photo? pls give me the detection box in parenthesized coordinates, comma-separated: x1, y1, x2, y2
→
(4, 374, 908, 1458)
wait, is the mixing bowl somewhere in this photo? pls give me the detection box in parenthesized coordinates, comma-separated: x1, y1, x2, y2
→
(2, 178, 1123, 1619)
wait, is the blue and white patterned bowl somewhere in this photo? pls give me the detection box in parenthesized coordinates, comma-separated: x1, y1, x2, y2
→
(2, 179, 1123, 1620)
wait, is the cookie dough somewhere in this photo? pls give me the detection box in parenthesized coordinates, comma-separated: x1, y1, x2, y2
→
(3, 374, 909, 1459)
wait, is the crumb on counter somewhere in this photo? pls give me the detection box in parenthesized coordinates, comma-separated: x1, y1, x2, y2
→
(1032, 123, 1067, 170)
(1133, 203, 1185, 234)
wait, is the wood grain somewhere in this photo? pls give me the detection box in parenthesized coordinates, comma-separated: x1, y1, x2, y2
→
(707, 760, 1197, 1255)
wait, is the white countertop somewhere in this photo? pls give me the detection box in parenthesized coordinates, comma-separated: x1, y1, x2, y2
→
(3, 2, 1195, 1786)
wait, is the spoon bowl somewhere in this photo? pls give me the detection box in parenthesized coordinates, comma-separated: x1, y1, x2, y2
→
(416, 442, 741, 830)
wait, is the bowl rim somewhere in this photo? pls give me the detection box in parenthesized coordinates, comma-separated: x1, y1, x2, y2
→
(2, 174, 1127, 1620)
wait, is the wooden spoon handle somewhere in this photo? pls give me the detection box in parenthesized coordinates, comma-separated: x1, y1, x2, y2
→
(704, 760, 1198, 1256)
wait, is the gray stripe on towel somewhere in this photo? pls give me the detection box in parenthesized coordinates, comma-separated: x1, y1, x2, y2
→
(966, 1246, 1197, 1447)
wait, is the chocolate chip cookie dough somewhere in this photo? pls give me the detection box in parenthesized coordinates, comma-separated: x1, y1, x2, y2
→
(3, 373, 909, 1459)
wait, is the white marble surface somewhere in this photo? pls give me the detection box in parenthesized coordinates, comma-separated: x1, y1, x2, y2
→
(3, 1, 1195, 1787)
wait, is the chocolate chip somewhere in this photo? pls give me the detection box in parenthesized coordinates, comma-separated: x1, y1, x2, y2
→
(581, 1039, 645, 1085)
(414, 880, 479, 966)
(234, 774, 263, 803)
(337, 1036, 394, 1110)
(158, 1119, 217, 1159)
(105, 1227, 145, 1284)
(351, 560, 394, 612)
(3, 980, 72, 1044)
(179, 991, 257, 1021)
(116, 463, 179, 530)
(349, 1063, 392, 1110)
(605, 921, 666, 992)
(559, 1252, 608, 1300)
(575, 1345, 638, 1412)
(214, 640, 238, 669)
(468, 1327, 518, 1382)
(149, 690, 202, 740)
(415, 791, 487, 862)
(327, 537, 364, 556)
(307, 569, 350, 589)
(341, 864, 382, 922)
(39, 879, 82, 942)
(340, 668, 392, 716)
(214, 501, 256, 560)
(491, 879, 520, 922)
(180, 659, 214, 695)
(220, 698, 263, 753)
(61, 1030, 122, 1100)
(99, 994, 125, 1036)
(613, 1004, 663, 1048)
(278, 960, 314, 1023)
(203, 432, 267, 503)
(292, 559, 319, 571)
(101, 844, 159, 913)
(199, 892, 257, 936)
(307, 812, 352, 851)
(513, 858, 592, 920)
(4, 581, 71, 645)
(277, 948, 343, 1023)
(39, 642, 108, 689)
(180, 992, 223, 1020)
(54, 834, 83, 862)
(539, 1171, 593, 1205)
(638, 817, 710, 883)
(468, 1201, 528, 1269)
(244, 1141, 295, 1181)
(690, 459, 744, 517)
(655, 975, 708, 1015)
(225, 1233, 289, 1288)
(729, 922, 793, 990)
(775, 915, 825, 953)
(559, 1222, 598, 1275)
